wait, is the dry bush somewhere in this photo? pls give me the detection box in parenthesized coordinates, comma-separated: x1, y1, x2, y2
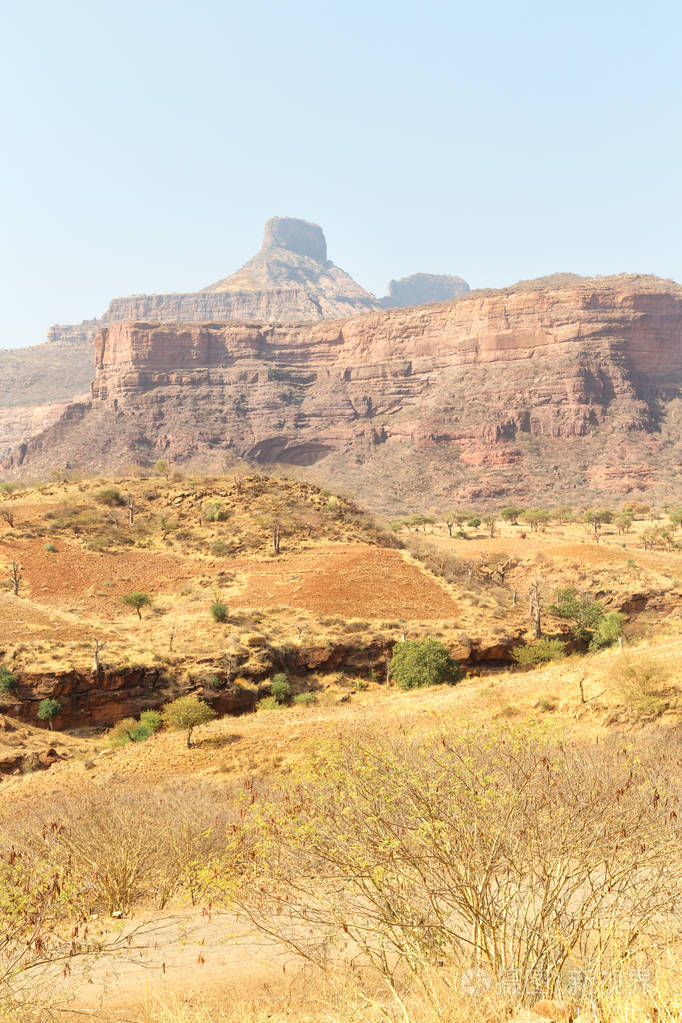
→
(222, 729, 682, 1014)
(610, 650, 674, 718)
(7, 779, 237, 915)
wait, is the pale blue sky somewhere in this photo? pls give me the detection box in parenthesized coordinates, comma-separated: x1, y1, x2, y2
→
(2, 0, 681, 349)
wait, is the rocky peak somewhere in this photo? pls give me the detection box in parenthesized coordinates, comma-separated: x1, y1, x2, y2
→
(260, 217, 328, 262)
(381, 272, 470, 308)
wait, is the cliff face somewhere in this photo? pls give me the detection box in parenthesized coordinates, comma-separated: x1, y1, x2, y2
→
(380, 272, 470, 307)
(7, 275, 681, 511)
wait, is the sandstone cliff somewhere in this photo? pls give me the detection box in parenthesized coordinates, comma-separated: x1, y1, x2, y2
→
(7, 274, 681, 512)
(0, 217, 470, 455)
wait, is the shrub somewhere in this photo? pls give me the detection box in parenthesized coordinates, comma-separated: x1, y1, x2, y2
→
(389, 638, 461, 690)
(202, 499, 226, 523)
(271, 673, 292, 704)
(211, 598, 228, 623)
(95, 487, 126, 507)
(108, 709, 163, 747)
(44, 542, 57, 552)
(590, 611, 626, 651)
(120, 591, 152, 619)
(0, 664, 17, 693)
(549, 587, 606, 644)
(512, 638, 566, 668)
(257, 695, 281, 711)
(466, 516, 481, 529)
(37, 698, 62, 729)
(162, 696, 216, 748)
(293, 692, 317, 706)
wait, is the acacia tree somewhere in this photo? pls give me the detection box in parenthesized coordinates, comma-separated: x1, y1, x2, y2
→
(121, 592, 152, 619)
(162, 696, 216, 748)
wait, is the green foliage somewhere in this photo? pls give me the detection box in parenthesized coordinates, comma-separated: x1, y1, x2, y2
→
(512, 638, 566, 668)
(500, 506, 525, 524)
(293, 692, 317, 706)
(523, 509, 551, 532)
(271, 673, 292, 704)
(108, 708, 162, 747)
(466, 516, 481, 529)
(0, 664, 17, 694)
(121, 591, 152, 618)
(202, 499, 226, 523)
(37, 698, 61, 724)
(668, 508, 682, 532)
(257, 695, 281, 711)
(590, 611, 626, 651)
(95, 487, 126, 507)
(44, 542, 58, 552)
(389, 637, 461, 691)
(549, 587, 606, 644)
(211, 598, 228, 623)
(162, 696, 216, 747)
(154, 458, 169, 476)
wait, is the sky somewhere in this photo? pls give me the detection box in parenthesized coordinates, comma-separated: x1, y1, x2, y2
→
(2, 0, 682, 349)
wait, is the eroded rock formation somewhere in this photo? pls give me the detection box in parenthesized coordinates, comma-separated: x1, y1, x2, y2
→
(6, 274, 681, 511)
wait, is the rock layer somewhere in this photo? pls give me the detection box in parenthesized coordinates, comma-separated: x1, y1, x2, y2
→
(6, 274, 682, 511)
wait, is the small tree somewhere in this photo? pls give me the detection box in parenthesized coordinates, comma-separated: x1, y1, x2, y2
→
(37, 698, 62, 730)
(484, 513, 497, 538)
(162, 696, 216, 748)
(9, 560, 22, 596)
(500, 506, 524, 526)
(154, 459, 170, 477)
(0, 665, 17, 695)
(389, 638, 461, 691)
(528, 576, 544, 638)
(121, 592, 152, 619)
(270, 673, 292, 704)
(0, 508, 15, 528)
(549, 587, 607, 645)
(590, 611, 626, 651)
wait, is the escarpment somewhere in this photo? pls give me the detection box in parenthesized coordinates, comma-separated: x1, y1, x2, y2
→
(6, 274, 682, 511)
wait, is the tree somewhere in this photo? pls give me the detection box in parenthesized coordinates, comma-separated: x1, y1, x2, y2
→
(37, 698, 62, 730)
(467, 516, 481, 529)
(483, 513, 497, 538)
(590, 611, 626, 651)
(528, 577, 544, 638)
(158, 515, 178, 541)
(549, 587, 610, 646)
(121, 592, 152, 619)
(389, 638, 461, 691)
(154, 458, 170, 477)
(0, 508, 15, 528)
(615, 512, 634, 535)
(500, 506, 524, 525)
(270, 673, 292, 704)
(523, 509, 551, 532)
(162, 696, 216, 748)
(584, 509, 613, 542)
(9, 560, 22, 596)
(668, 508, 682, 533)
(0, 665, 17, 695)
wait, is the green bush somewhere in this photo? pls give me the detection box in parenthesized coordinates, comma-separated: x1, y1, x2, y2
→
(271, 673, 292, 704)
(590, 611, 626, 651)
(512, 638, 566, 668)
(108, 708, 163, 747)
(121, 592, 152, 618)
(44, 542, 57, 553)
(389, 638, 461, 691)
(257, 695, 281, 711)
(466, 517, 481, 529)
(139, 709, 162, 733)
(293, 692, 317, 706)
(0, 665, 17, 694)
(211, 598, 228, 623)
(95, 487, 126, 507)
(37, 698, 62, 728)
(161, 696, 216, 748)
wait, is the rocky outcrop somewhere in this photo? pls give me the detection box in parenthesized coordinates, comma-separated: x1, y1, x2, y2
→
(0, 218, 470, 454)
(6, 274, 682, 511)
(380, 272, 470, 308)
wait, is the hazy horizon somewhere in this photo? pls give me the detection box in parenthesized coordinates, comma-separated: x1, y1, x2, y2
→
(3, 0, 682, 349)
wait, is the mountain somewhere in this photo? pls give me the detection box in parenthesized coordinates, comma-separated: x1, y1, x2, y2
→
(5, 273, 681, 513)
(0, 218, 468, 458)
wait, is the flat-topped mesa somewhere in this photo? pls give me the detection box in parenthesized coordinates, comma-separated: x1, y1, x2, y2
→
(261, 216, 328, 261)
(381, 273, 470, 308)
